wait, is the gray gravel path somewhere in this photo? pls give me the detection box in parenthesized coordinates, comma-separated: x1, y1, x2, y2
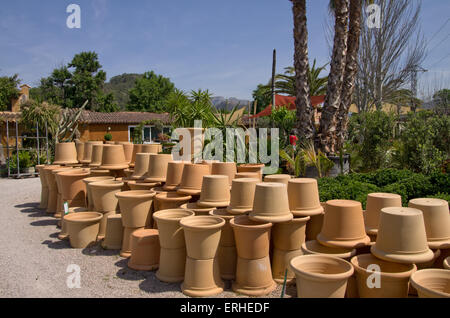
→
(0, 177, 295, 298)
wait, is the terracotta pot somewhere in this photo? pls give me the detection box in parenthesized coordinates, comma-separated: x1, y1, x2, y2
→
(101, 214, 123, 250)
(181, 202, 216, 215)
(287, 178, 323, 216)
(53, 142, 78, 165)
(197, 175, 231, 208)
(89, 169, 112, 177)
(130, 144, 143, 167)
(444, 257, 450, 269)
(58, 168, 90, 208)
(36, 165, 49, 209)
(273, 216, 310, 251)
(237, 163, 265, 180)
(116, 190, 155, 228)
(177, 163, 211, 196)
(75, 141, 84, 163)
(364, 193, 402, 235)
(226, 178, 259, 215)
(272, 248, 304, 285)
(249, 183, 293, 223)
(89, 144, 104, 167)
(82, 176, 115, 210)
(80, 141, 103, 164)
(290, 254, 354, 298)
(128, 153, 150, 180)
(416, 249, 441, 271)
(234, 172, 261, 181)
(65, 212, 103, 248)
(155, 192, 192, 212)
(200, 160, 219, 173)
(178, 127, 204, 160)
(351, 253, 416, 298)
(52, 167, 75, 217)
(89, 180, 123, 212)
(317, 200, 370, 249)
(209, 209, 235, 247)
(410, 269, 450, 298)
(163, 161, 186, 191)
(153, 208, 195, 282)
(43, 165, 62, 213)
(182, 257, 224, 297)
(305, 204, 325, 241)
(217, 245, 237, 280)
(104, 141, 115, 144)
(100, 145, 129, 170)
(59, 207, 87, 240)
(408, 198, 450, 249)
(120, 227, 142, 257)
(141, 143, 162, 154)
(264, 174, 291, 185)
(211, 162, 237, 186)
(232, 256, 276, 296)
(128, 229, 160, 271)
(371, 207, 434, 264)
(127, 180, 160, 191)
(144, 154, 173, 182)
(116, 141, 133, 164)
(301, 240, 356, 260)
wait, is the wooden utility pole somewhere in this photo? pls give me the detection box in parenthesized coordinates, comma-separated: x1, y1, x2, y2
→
(253, 100, 258, 129)
(271, 49, 277, 111)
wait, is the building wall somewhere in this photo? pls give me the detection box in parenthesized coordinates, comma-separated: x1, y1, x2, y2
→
(78, 124, 131, 142)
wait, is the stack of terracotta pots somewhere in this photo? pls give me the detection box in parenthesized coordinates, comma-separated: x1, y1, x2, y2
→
(115, 141, 133, 164)
(53, 142, 78, 165)
(65, 212, 103, 248)
(80, 141, 103, 165)
(52, 167, 75, 219)
(197, 175, 231, 208)
(89, 144, 104, 168)
(36, 165, 49, 209)
(129, 153, 151, 180)
(100, 145, 129, 171)
(143, 154, 173, 183)
(43, 165, 62, 214)
(82, 176, 115, 210)
(162, 161, 186, 191)
(177, 163, 211, 197)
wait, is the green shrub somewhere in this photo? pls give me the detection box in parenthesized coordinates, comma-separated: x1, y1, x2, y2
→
(104, 133, 112, 141)
(426, 193, 450, 202)
(382, 174, 434, 205)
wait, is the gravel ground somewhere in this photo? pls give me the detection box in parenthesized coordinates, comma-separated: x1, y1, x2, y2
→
(0, 177, 295, 298)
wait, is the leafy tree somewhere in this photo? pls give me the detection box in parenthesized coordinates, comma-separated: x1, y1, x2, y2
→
(20, 99, 61, 135)
(432, 89, 450, 115)
(252, 84, 271, 113)
(127, 71, 175, 112)
(270, 105, 296, 148)
(97, 92, 119, 113)
(0, 74, 20, 111)
(104, 73, 143, 109)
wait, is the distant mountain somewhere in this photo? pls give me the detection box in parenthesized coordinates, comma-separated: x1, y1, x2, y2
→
(104, 73, 143, 110)
(211, 96, 252, 111)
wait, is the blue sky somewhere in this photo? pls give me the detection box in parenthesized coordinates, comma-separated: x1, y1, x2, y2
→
(0, 0, 449, 100)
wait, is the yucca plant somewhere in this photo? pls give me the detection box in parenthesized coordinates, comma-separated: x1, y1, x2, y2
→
(280, 144, 305, 177)
(300, 140, 334, 178)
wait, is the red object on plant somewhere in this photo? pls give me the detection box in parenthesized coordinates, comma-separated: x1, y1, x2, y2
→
(289, 135, 298, 146)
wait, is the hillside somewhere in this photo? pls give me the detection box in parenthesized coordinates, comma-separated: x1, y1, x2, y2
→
(104, 73, 143, 110)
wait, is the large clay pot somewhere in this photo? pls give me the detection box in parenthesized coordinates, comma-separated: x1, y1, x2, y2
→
(100, 145, 128, 170)
(116, 190, 155, 228)
(290, 255, 354, 298)
(211, 162, 237, 186)
(351, 253, 416, 298)
(53, 142, 78, 165)
(102, 214, 123, 250)
(52, 167, 75, 218)
(127, 180, 160, 191)
(43, 165, 62, 214)
(410, 269, 450, 298)
(153, 209, 195, 282)
(317, 200, 370, 249)
(364, 193, 402, 235)
(116, 141, 133, 164)
(80, 141, 103, 164)
(144, 154, 173, 183)
(36, 165, 49, 209)
(408, 198, 450, 249)
(130, 144, 143, 168)
(177, 163, 210, 196)
(237, 163, 265, 180)
(141, 143, 162, 154)
(181, 203, 216, 215)
(75, 141, 84, 163)
(82, 176, 115, 210)
(371, 207, 434, 264)
(65, 212, 103, 248)
(197, 175, 231, 208)
(89, 144, 104, 167)
(155, 192, 192, 212)
(301, 240, 356, 260)
(264, 174, 291, 185)
(58, 168, 90, 208)
(128, 229, 160, 271)
(249, 183, 293, 223)
(59, 207, 87, 240)
(130, 153, 151, 180)
(305, 203, 326, 241)
(287, 178, 323, 216)
(163, 161, 186, 191)
(226, 178, 259, 215)
(234, 172, 262, 181)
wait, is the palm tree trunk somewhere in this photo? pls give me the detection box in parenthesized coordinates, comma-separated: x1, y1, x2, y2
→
(318, 0, 349, 154)
(291, 0, 314, 141)
(336, 0, 362, 150)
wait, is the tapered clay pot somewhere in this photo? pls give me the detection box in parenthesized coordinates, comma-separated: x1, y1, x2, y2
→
(305, 203, 326, 241)
(197, 175, 231, 208)
(75, 141, 84, 163)
(317, 200, 370, 249)
(201, 160, 219, 173)
(53, 142, 78, 165)
(116, 190, 155, 228)
(272, 248, 304, 285)
(58, 168, 90, 208)
(351, 254, 416, 298)
(181, 202, 216, 215)
(233, 256, 276, 296)
(209, 209, 235, 247)
(364, 193, 402, 235)
(153, 209, 195, 282)
(116, 141, 133, 164)
(80, 141, 103, 164)
(65, 212, 103, 248)
(52, 167, 75, 218)
(155, 192, 192, 212)
(141, 143, 162, 154)
(443, 257, 450, 269)
(59, 207, 88, 240)
(287, 178, 323, 216)
(237, 163, 265, 181)
(183, 257, 224, 297)
(128, 229, 160, 271)
(301, 240, 356, 260)
(249, 183, 293, 223)
(290, 255, 354, 298)
(89, 144, 104, 167)
(264, 174, 291, 185)
(230, 215, 272, 259)
(144, 154, 173, 183)
(130, 153, 151, 180)
(130, 144, 143, 168)
(408, 198, 450, 249)
(410, 269, 450, 298)
(101, 214, 123, 250)
(100, 145, 128, 170)
(163, 161, 186, 191)
(43, 165, 62, 214)
(226, 178, 259, 215)
(36, 165, 49, 209)
(82, 176, 115, 210)
(211, 162, 237, 186)
(371, 207, 434, 264)
(89, 168, 112, 177)
(273, 216, 310, 251)
(127, 180, 160, 191)
(177, 163, 211, 196)
(234, 172, 262, 181)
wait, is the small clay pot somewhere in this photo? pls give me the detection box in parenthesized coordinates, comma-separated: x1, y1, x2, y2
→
(273, 216, 310, 251)
(364, 193, 402, 235)
(36, 165, 49, 209)
(443, 257, 450, 269)
(141, 143, 162, 154)
(197, 175, 231, 208)
(89, 144, 104, 167)
(237, 163, 265, 180)
(53, 142, 78, 165)
(153, 209, 195, 249)
(301, 240, 356, 260)
(410, 269, 450, 298)
(100, 145, 129, 170)
(317, 200, 370, 249)
(272, 248, 304, 285)
(90, 180, 124, 212)
(234, 172, 261, 181)
(264, 174, 291, 185)
(43, 165, 62, 213)
(128, 229, 160, 271)
(232, 256, 276, 296)
(289, 255, 354, 298)
(101, 214, 123, 250)
(249, 182, 293, 223)
(305, 203, 325, 241)
(82, 176, 115, 210)
(211, 162, 237, 186)
(129, 153, 151, 180)
(75, 141, 84, 163)
(182, 257, 224, 297)
(59, 207, 88, 240)
(127, 180, 160, 191)
(116, 190, 155, 228)
(116, 141, 133, 164)
(226, 178, 259, 215)
(181, 202, 216, 215)
(351, 254, 417, 298)
(163, 161, 186, 190)
(408, 198, 450, 249)
(177, 163, 211, 196)
(371, 207, 434, 264)
(144, 154, 173, 182)
(65, 212, 103, 248)
(155, 192, 192, 212)
(80, 141, 103, 164)
(130, 144, 143, 167)
(287, 178, 323, 216)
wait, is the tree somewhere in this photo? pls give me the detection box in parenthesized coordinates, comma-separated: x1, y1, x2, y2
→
(432, 89, 450, 115)
(104, 73, 143, 110)
(127, 71, 176, 112)
(0, 74, 20, 111)
(20, 99, 61, 135)
(252, 84, 272, 114)
(97, 92, 119, 113)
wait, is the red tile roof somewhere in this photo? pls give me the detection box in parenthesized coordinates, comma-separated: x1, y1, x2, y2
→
(77, 110, 173, 124)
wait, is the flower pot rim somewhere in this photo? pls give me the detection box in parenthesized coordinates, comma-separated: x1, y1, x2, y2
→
(89, 180, 124, 188)
(230, 215, 272, 229)
(115, 190, 156, 199)
(325, 199, 362, 208)
(181, 202, 216, 213)
(291, 205, 324, 216)
(368, 192, 402, 199)
(197, 199, 231, 208)
(226, 206, 253, 214)
(53, 160, 79, 165)
(249, 212, 293, 223)
(288, 177, 317, 184)
(64, 211, 103, 223)
(238, 163, 265, 168)
(177, 188, 202, 195)
(350, 254, 416, 278)
(232, 177, 260, 184)
(83, 176, 114, 184)
(156, 192, 192, 202)
(99, 164, 129, 170)
(127, 180, 159, 186)
(180, 215, 225, 230)
(370, 244, 435, 264)
(409, 197, 448, 207)
(317, 232, 371, 249)
(209, 208, 234, 219)
(301, 240, 356, 259)
(289, 254, 354, 281)
(153, 208, 195, 223)
(57, 169, 90, 177)
(410, 269, 450, 298)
